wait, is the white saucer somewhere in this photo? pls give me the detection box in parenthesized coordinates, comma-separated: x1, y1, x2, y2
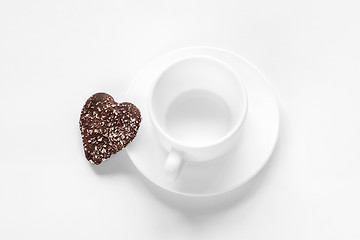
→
(125, 47, 279, 197)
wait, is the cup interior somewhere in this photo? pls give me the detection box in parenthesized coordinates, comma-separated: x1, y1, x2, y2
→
(150, 56, 246, 148)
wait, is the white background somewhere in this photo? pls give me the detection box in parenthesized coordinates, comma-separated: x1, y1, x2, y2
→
(1, 0, 360, 239)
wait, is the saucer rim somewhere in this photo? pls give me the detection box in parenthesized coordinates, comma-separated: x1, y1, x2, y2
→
(125, 46, 280, 197)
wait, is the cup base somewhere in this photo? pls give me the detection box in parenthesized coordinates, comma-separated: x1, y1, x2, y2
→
(165, 89, 232, 147)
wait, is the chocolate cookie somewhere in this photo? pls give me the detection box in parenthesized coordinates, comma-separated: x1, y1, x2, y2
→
(79, 93, 141, 165)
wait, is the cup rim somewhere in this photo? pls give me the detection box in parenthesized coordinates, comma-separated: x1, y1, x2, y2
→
(148, 55, 248, 150)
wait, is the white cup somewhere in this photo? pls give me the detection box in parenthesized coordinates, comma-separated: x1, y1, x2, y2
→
(148, 56, 248, 181)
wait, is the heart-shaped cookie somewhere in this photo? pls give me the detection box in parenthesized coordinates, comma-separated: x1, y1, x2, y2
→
(79, 93, 141, 165)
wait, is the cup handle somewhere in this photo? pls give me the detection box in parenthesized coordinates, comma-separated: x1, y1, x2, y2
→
(163, 150, 183, 181)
